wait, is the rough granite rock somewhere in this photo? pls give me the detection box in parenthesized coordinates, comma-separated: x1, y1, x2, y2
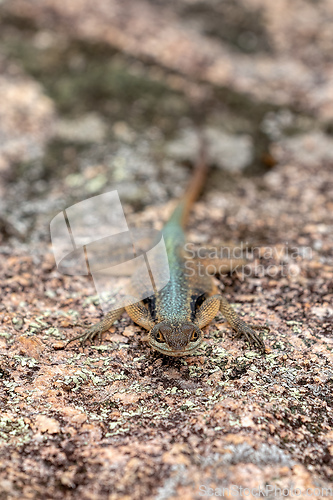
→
(0, 1, 332, 499)
(3, 0, 333, 118)
(0, 154, 332, 498)
(0, 56, 54, 173)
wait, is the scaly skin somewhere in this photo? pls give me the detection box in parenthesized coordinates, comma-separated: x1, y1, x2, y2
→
(65, 147, 269, 355)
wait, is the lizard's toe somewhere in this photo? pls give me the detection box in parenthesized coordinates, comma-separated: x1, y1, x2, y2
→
(241, 325, 265, 353)
(64, 325, 103, 348)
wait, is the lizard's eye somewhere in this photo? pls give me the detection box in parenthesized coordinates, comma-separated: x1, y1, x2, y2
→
(190, 330, 199, 342)
(155, 331, 166, 343)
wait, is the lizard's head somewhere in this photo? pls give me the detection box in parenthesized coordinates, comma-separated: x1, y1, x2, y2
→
(148, 321, 203, 357)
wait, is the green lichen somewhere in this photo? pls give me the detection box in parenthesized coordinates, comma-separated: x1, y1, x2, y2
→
(44, 327, 65, 339)
(13, 355, 38, 368)
(0, 331, 12, 339)
(0, 416, 31, 444)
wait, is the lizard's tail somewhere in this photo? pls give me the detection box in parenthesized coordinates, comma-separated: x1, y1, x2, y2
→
(167, 137, 209, 229)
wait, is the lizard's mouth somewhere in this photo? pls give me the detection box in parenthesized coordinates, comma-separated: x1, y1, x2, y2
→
(149, 340, 203, 357)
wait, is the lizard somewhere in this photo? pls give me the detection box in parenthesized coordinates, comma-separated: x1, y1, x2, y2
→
(65, 145, 269, 356)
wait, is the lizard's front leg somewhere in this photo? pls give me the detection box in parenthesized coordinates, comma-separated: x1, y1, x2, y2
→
(125, 301, 155, 331)
(64, 307, 125, 347)
(64, 300, 154, 348)
(195, 294, 269, 353)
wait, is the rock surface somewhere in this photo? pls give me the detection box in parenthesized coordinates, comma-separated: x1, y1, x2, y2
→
(3, 0, 333, 118)
(0, 55, 54, 173)
(0, 1, 332, 499)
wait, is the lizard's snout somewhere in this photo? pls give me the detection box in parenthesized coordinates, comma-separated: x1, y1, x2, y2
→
(149, 321, 202, 356)
(165, 323, 199, 350)
(167, 336, 188, 350)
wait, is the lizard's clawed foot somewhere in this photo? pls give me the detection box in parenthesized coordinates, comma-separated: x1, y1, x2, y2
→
(232, 323, 268, 353)
(64, 324, 104, 348)
(63, 308, 124, 349)
(242, 326, 266, 353)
